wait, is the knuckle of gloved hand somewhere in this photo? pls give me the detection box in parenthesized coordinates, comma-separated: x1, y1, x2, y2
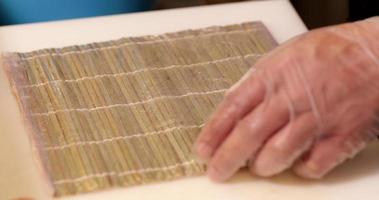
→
(236, 116, 259, 135)
(302, 26, 363, 62)
(222, 91, 246, 117)
(312, 32, 351, 59)
(224, 87, 241, 104)
(224, 82, 251, 106)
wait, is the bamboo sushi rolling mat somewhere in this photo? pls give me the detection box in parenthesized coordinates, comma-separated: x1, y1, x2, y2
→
(1, 21, 277, 197)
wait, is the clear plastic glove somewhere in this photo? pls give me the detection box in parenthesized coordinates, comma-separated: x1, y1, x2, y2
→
(194, 17, 379, 181)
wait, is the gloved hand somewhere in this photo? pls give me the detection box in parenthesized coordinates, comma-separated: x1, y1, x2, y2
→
(194, 17, 379, 181)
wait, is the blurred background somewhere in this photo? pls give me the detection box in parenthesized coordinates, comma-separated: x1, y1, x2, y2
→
(157, 0, 379, 29)
(0, 0, 378, 28)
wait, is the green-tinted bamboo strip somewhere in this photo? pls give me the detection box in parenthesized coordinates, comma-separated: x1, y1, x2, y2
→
(140, 71, 188, 165)
(84, 63, 127, 186)
(46, 59, 91, 188)
(99, 46, 148, 185)
(107, 68, 150, 183)
(64, 54, 114, 191)
(187, 37, 226, 122)
(145, 56, 196, 179)
(122, 50, 170, 182)
(28, 56, 86, 185)
(169, 32, 218, 164)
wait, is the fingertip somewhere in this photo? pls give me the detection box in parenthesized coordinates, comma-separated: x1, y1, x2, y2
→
(205, 150, 244, 183)
(193, 142, 214, 163)
(250, 143, 287, 177)
(292, 133, 366, 180)
(250, 160, 279, 178)
(207, 164, 230, 183)
(293, 161, 325, 179)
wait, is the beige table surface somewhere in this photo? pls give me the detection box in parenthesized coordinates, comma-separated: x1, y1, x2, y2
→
(1, 1, 378, 200)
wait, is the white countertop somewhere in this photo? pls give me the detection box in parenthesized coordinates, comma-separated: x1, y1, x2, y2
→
(1, 1, 378, 200)
(0, 0, 306, 52)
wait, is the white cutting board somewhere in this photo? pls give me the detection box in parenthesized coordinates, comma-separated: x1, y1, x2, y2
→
(1, 1, 378, 199)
